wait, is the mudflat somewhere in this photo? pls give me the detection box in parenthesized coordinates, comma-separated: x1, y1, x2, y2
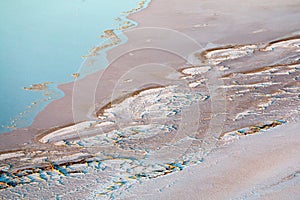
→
(1, 0, 299, 199)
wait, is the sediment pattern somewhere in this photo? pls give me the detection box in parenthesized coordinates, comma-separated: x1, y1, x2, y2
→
(23, 82, 53, 91)
(1, 35, 299, 199)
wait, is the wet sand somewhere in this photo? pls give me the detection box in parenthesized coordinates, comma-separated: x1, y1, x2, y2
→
(1, 0, 300, 198)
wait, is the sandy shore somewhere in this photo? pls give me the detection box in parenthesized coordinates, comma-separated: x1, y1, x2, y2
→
(0, 0, 299, 198)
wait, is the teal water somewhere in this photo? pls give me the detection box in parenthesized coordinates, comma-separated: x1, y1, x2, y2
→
(0, 0, 150, 133)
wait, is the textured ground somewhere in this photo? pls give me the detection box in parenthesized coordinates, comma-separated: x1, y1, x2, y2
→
(1, 0, 300, 199)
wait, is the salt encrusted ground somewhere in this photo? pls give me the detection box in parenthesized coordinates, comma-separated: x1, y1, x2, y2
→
(1, 0, 300, 199)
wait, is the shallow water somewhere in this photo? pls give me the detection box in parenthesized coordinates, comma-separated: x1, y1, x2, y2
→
(0, 0, 147, 133)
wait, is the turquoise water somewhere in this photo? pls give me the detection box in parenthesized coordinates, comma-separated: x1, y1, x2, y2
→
(0, 0, 149, 133)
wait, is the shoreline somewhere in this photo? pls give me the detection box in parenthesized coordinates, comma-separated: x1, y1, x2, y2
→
(0, 0, 152, 134)
(1, 0, 300, 151)
(0, 0, 152, 133)
(1, 0, 300, 198)
(0, 0, 153, 149)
